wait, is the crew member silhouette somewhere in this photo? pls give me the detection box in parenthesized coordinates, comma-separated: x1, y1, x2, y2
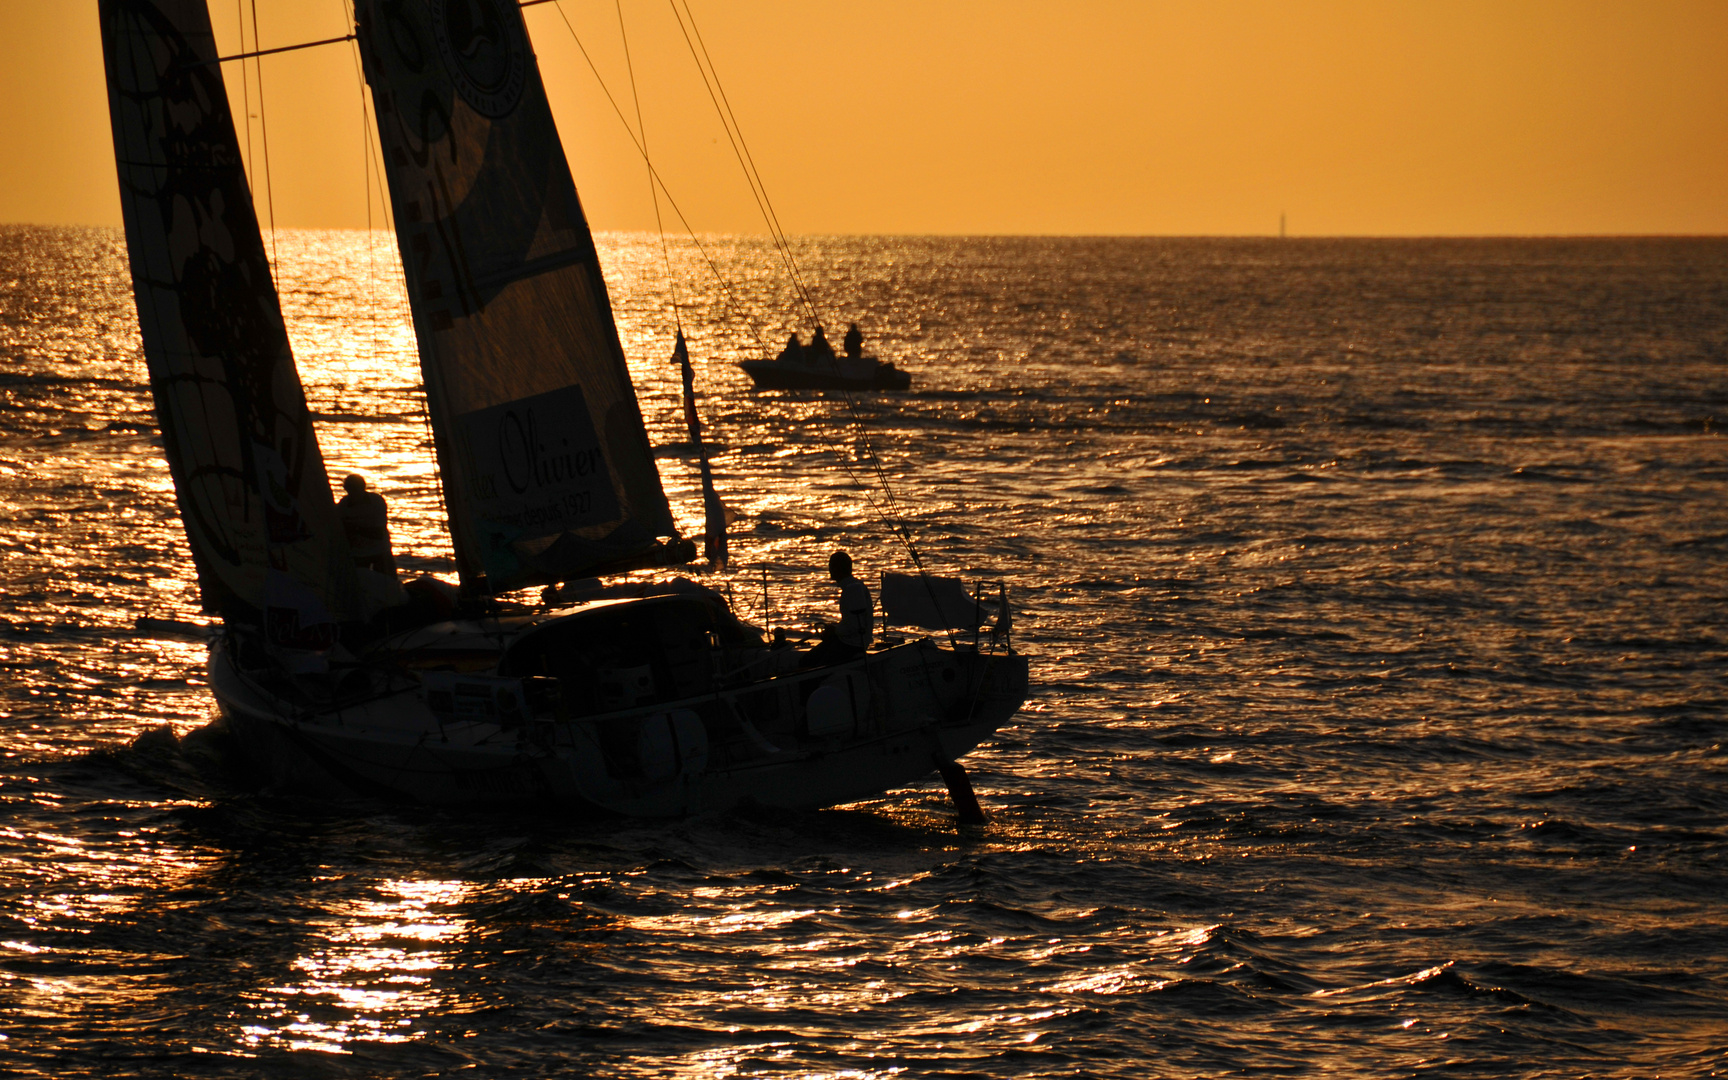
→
(808, 324, 836, 363)
(843, 322, 863, 360)
(337, 474, 395, 574)
(778, 331, 804, 363)
(801, 550, 873, 668)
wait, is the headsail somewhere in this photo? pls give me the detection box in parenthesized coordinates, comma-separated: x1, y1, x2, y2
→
(100, 0, 360, 642)
(355, 0, 680, 594)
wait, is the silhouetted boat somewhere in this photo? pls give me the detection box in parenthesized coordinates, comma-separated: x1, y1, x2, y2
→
(98, 0, 1024, 817)
(740, 352, 912, 391)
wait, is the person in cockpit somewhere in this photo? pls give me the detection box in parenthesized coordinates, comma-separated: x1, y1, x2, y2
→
(801, 550, 873, 668)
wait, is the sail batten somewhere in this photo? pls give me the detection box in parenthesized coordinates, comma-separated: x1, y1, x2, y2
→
(356, 0, 678, 594)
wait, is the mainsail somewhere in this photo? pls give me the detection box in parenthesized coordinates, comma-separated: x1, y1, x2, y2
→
(100, 0, 360, 643)
(355, 0, 680, 594)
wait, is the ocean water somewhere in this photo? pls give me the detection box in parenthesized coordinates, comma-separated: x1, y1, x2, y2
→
(0, 227, 1724, 1077)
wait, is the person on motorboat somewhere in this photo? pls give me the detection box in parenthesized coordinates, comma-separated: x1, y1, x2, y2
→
(801, 550, 873, 668)
(808, 324, 836, 364)
(843, 322, 863, 360)
(777, 331, 805, 364)
(337, 473, 395, 574)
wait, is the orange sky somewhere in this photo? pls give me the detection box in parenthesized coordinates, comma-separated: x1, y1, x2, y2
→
(3, 0, 1724, 235)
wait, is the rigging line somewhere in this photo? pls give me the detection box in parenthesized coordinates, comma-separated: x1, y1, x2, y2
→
(546, 1, 769, 361)
(784, 372, 918, 567)
(356, 66, 449, 547)
(658, 9, 916, 567)
(349, 43, 445, 556)
(337, 3, 445, 548)
(247, 0, 280, 274)
(363, 87, 377, 347)
(835, 401, 925, 570)
(235, 1, 253, 186)
(543, 5, 768, 364)
(206, 32, 355, 66)
(668, 0, 801, 300)
(338, 8, 402, 329)
(347, 35, 396, 294)
(663, 5, 924, 573)
(614, 0, 678, 330)
(340, 2, 380, 356)
(672, 0, 820, 325)
(690, 6, 821, 335)
(206, 2, 559, 65)
(815, 372, 925, 570)
(665, 7, 924, 570)
(612, 0, 722, 524)
(666, 0, 817, 328)
(827, 444, 937, 636)
(846, 381, 922, 551)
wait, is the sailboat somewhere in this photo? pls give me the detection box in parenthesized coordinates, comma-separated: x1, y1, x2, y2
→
(98, 0, 1027, 817)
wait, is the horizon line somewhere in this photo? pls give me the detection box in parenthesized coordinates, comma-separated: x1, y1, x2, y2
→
(3, 220, 1726, 242)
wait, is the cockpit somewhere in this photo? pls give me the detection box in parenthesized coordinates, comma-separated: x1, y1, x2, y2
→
(498, 596, 765, 717)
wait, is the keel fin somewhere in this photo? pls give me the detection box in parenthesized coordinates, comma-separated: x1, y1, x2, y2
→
(935, 758, 987, 825)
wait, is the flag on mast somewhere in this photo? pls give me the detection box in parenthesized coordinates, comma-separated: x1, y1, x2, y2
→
(673, 330, 727, 571)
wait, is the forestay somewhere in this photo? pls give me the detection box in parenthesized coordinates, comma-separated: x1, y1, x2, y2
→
(99, 0, 361, 643)
(355, 0, 678, 594)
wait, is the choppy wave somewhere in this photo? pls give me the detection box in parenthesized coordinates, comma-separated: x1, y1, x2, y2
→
(0, 227, 1724, 1076)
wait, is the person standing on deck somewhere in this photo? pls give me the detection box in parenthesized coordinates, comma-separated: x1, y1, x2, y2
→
(843, 322, 863, 360)
(337, 474, 395, 575)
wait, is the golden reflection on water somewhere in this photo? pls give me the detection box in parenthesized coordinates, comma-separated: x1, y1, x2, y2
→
(3, 821, 212, 924)
(9, 227, 1725, 1074)
(239, 878, 479, 1055)
(272, 229, 798, 577)
(273, 231, 453, 575)
(2, 824, 212, 1034)
(266, 229, 885, 630)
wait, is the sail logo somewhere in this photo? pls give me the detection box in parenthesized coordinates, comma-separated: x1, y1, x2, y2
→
(495, 409, 606, 497)
(432, 0, 528, 119)
(457, 385, 621, 540)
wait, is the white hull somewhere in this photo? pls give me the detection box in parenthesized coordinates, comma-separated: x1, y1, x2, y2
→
(210, 609, 1027, 817)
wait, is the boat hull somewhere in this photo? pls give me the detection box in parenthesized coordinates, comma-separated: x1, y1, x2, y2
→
(739, 358, 912, 391)
(211, 634, 1027, 816)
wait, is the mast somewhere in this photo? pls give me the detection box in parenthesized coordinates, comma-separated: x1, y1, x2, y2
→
(99, 0, 361, 642)
(353, 0, 683, 595)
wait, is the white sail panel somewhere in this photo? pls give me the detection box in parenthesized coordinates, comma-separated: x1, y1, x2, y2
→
(356, 0, 679, 593)
(100, 0, 360, 638)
